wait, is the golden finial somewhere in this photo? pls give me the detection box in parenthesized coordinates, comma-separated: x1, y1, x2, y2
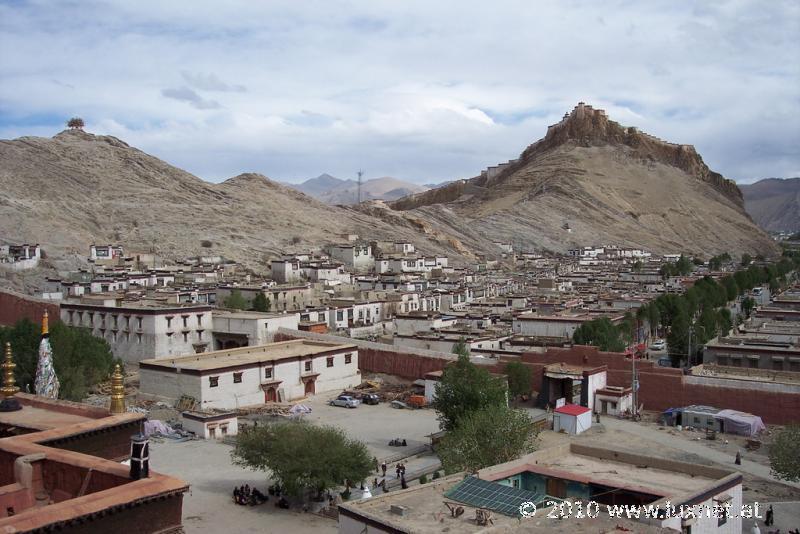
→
(109, 364, 126, 414)
(42, 310, 49, 336)
(1, 342, 19, 398)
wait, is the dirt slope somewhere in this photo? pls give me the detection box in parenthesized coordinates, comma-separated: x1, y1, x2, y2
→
(740, 178, 800, 233)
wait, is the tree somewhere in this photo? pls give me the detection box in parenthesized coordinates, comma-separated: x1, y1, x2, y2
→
(667, 310, 690, 367)
(632, 260, 643, 272)
(433, 353, 507, 431)
(0, 319, 116, 400)
(572, 317, 626, 352)
(741, 297, 756, 318)
(252, 292, 271, 312)
(452, 337, 470, 358)
(437, 405, 539, 474)
(224, 289, 248, 310)
(769, 425, 800, 482)
(741, 253, 753, 267)
(67, 117, 85, 130)
(504, 361, 532, 398)
(231, 422, 372, 499)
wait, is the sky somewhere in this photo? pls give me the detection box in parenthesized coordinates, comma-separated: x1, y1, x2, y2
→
(0, 1, 798, 185)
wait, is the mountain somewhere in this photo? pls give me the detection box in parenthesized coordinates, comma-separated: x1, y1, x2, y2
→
(739, 178, 800, 233)
(287, 173, 357, 197)
(287, 175, 428, 205)
(0, 130, 476, 275)
(388, 102, 778, 257)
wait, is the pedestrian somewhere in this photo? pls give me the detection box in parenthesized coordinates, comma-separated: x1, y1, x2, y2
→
(764, 505, 774, 526)
(400, 463, 406, 477)
(400, 475, 408, 490)
(373, 456, 379, 473)
(381, 461, 387, 477)
(396, 464, 401, 478)
(735, 451, 742, 465)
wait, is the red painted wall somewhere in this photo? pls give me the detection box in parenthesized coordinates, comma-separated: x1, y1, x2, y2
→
(519, 345, 800, 425)
(0, 290, 60, 328)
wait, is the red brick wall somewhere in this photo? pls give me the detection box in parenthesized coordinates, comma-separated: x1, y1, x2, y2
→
(0, 290, 60, 328)
(519, 345, 800, 424)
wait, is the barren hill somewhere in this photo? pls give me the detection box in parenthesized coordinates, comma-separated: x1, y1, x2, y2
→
(389, 103, 777, 257)
(740, 178, 800, 233)
(0, 130, 478, 272)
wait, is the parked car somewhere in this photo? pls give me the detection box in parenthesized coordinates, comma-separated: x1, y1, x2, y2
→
(361, 393, 380, 405)
(329, 395, 360, 408)
(657, 356, 672, 367)
(649, 339, 666, 351)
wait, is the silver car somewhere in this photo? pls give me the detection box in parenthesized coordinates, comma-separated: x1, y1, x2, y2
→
(329, 395, 360, 408)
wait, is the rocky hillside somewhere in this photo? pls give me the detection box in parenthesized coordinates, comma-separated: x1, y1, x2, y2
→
(0, 130, 481, 273)
(740, 178, 800, 233)
(389, 103, 777, 257)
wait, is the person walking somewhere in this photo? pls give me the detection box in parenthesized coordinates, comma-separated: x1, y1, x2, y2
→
(400, 463, 406, 477)
(395, 464, 401, 478)
(381, 461, 387, 477)
(373, 456, 379, 473)
(764, 505, 774, 526)
(735, 451, 742, 465)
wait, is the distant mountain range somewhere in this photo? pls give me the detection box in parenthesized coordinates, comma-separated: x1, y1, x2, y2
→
(284, 174, 429, 205)
(740, 178, 800, 233)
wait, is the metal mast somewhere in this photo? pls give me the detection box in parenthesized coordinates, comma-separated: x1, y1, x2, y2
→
(357, 169, 364, 204)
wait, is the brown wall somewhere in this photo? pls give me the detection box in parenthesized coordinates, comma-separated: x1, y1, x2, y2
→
(40, 419, 142, 461)
(51, 492, 184, 534)
(518, 346, 800, 425)
(0, 290, 60, 328)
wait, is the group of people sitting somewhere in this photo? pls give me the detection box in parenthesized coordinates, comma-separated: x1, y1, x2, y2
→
(232, 484, 268, 506)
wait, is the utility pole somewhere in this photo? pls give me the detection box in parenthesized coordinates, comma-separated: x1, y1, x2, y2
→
(357, 169, 364, 204)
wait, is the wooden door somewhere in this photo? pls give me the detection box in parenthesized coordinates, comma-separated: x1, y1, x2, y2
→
(265, 387, 277, 403)
(304, 379, 315, 396)
(546, 478, 567, 498)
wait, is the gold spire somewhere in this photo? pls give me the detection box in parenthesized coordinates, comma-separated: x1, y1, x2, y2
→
(109, 364, 126, 414)
(42, 310, 49, 336)
(1, 342, 19, 398)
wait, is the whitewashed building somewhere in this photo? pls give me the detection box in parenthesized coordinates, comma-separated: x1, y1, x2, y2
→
(139, 339, 360, 410)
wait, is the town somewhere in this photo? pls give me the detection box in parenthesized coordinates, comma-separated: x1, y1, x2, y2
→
(1, 236, 798, 533)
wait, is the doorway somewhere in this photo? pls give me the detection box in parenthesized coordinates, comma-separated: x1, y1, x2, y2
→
(304, 379, 315, 396)
(265, 387, 277, 403)
(546, 478, 567, 498)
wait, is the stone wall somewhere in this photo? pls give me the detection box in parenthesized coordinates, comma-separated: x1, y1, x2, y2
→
(518, 345, 800, 424)
(0, 289, 60, 327)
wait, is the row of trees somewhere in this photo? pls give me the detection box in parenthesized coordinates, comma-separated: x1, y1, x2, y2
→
(224, 290, 272, 312)
(574, 253, 799, 366)
(432, 341, 539, 474)
(0, 319, 118, 400)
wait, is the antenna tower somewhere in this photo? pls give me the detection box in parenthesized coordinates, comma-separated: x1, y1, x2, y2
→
(357, 169, 364, 204)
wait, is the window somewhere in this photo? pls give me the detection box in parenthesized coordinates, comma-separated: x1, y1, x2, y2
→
(264, 368, 273, 379)
(136, 333, 142, 344)
(183, 332, 188, 342)
(233, 372, 243, 384)
(166, 316, 173, 328)
(182, 315, 188, 328)
(136, 316, 143, 329)
(345, 353, 352, 364)
(693, 417, 700, 424)
(512, 478, 519, 488)
(327, 357, 334, 368)
(197, 314, 203, 326)
(304, 361, 312, 372)
(209, 376, 219, 388)
(209, 426, 216, 439)
(220, 424, 228, 436)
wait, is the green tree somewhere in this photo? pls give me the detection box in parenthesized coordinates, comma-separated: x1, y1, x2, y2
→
(452, 337, 470, 358)
(667, 310, 690, 367)
(572, 317, 626, 352)
(504, 361, 532, 398)
(437, 405, 539, 474)
(0, 319, 116, 401)
(252, 292, 271, 312)
(769, 425, 800, 482)
(433, 353, 507, 431)
(67, 117, 85, 130)
(741, 297, 756, 318)
(224, 289, 248, 310)
(231, 422, 372, 498)
(631, 260, 643, 272)
(741, 253, 752, 267)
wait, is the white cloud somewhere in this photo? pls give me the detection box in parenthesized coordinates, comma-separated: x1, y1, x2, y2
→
(0, 0, 798, 183)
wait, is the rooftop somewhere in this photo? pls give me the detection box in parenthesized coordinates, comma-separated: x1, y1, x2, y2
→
(140, 338, 356, 372)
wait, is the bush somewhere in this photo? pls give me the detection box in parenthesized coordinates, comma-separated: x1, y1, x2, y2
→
(432, 471, 441, 480)
(419, 474, 428, 484)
